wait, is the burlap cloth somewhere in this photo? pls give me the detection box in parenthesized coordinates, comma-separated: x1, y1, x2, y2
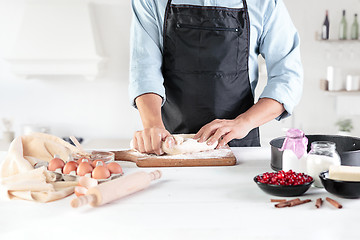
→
(0, 133, 80, 202)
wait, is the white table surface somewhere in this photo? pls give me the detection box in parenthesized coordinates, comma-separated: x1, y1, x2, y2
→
(0, 147, 359, 240)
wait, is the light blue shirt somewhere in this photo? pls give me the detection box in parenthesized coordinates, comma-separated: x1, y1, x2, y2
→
(129, 0, 303, 120)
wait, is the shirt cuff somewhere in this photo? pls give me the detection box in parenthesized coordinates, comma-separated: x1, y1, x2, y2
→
(128, 80, 166, 108)
(259, 80, 301, 121)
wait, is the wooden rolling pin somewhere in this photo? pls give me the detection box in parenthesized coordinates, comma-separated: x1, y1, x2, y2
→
(71, 170, 162, 208)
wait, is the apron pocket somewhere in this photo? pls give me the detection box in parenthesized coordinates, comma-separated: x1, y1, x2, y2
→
(175, 23, 241, 74)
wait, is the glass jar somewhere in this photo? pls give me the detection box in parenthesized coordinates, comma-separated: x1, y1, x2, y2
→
(281, 129, 308, 173)
(306, 141, 341, 187)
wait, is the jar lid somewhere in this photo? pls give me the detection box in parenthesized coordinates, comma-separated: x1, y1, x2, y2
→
(311, 141, 336, 150)
(281, 129, 308, 159)
(286, 128, 305, 138)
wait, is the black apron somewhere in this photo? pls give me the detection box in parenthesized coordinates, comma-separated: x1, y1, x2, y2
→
(161, 0, 260, 147)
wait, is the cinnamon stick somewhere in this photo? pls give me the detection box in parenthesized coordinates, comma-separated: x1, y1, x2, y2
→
(290, 199, 311, 207)
(326, 197, 342, 209)
(315, 198, 323, 208)
(289, 198, 301, 206)
(271, 199, 287, 203)
(275, 198, 312, 208)
(275, 198, 300, 208)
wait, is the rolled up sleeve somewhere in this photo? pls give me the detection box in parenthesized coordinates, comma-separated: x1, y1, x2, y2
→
(259, 0, 303, 120)
(129, 0, 165, 108)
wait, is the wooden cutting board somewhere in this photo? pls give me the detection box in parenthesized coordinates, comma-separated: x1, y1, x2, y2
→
(111, 149, 237, 167)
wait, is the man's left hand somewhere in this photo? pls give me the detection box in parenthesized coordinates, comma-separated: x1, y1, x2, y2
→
(194, 117, 252, 148)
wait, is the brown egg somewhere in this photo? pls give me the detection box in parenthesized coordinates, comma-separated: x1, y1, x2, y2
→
(92, 165, 111, 179)
(63, 161, 78, 175)
(48, 157, 65, 171)
(92, 159, 106, 168)
(107, 162, 123, 175)
(77, 157, 93, 165)
(77, 161, 93, 176)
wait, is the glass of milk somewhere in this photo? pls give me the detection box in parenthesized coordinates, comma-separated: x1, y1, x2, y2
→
(307, 141, 341, 187)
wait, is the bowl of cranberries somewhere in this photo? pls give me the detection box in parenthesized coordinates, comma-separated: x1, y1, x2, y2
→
(254, 170, 314, 197)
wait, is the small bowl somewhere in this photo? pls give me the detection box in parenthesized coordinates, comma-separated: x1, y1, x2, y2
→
(72, 150, 115, 162)
(254, 176, 314, 197)
(319, 171, 360, 199)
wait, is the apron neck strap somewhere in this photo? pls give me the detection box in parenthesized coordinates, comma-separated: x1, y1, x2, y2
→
(242, 0, 248, 11)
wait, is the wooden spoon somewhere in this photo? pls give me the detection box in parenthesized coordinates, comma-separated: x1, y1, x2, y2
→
(70, 136, 89, 156)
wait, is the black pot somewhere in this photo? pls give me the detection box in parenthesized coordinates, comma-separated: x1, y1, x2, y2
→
(270, 135, 360, 171)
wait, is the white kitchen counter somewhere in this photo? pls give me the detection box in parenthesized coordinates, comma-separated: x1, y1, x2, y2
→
(0, 147, 359, 240)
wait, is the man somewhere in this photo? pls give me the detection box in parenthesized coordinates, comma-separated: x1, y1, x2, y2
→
(129, 0, 303, 155)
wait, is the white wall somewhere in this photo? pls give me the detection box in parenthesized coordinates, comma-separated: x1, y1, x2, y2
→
(0, 0, 360, 143)
(258, 0, 360, 142)
(0, 0, 142, 140)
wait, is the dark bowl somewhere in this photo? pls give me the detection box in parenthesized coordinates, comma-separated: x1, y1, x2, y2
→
(253, 175, 314, 197)
(319, 171, 360, 199)
(270, 135, 360, 171)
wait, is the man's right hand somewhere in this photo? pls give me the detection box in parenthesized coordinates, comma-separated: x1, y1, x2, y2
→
(133, 93, 174, 155)
(132, 127, 174, 155)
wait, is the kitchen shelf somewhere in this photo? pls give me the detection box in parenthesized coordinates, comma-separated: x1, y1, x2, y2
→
(320, 80, 360, 95)
(322, 90, 360, 95)
(316, 39, 360, 43)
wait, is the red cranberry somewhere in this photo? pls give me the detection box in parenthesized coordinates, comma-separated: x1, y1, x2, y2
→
(258, 170, 312, 186)
(277, 172, 285, 179)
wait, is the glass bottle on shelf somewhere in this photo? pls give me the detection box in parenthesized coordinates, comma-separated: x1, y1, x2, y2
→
(351, 14, 359, 40)
(339, 10, 347, 40)
(322, 10, 330, 40)
(306, 141, 341, 188)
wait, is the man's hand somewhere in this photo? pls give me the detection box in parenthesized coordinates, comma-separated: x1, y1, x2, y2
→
(194, 98, 285, 148)
(133, 93, 174, 155)
(194, 117, 252, 148)
(132, 127, 174, 155)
